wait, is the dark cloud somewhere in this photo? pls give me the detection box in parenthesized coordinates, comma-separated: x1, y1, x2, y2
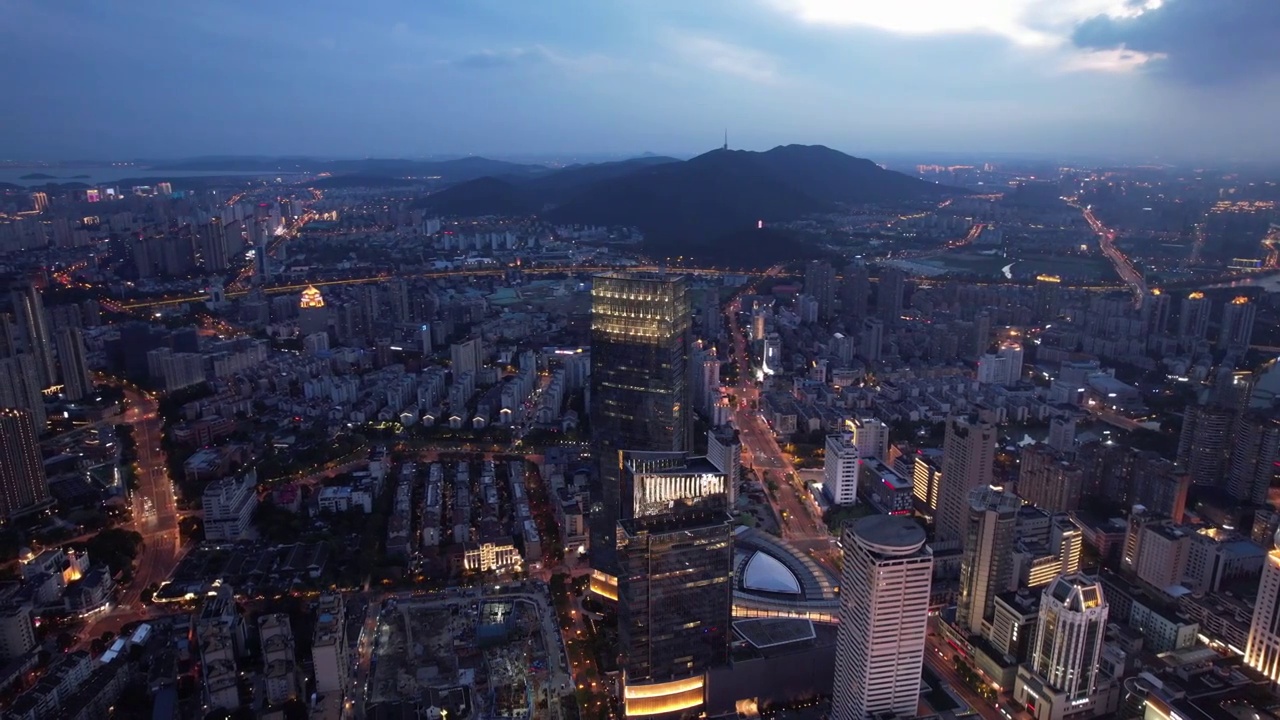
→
(1072, 0, 1280, 84)
(449, 46, 555, 70)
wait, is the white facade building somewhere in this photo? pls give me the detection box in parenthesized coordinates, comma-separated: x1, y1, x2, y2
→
(832, 515, 933, 720)
(823, 432, 860, 506)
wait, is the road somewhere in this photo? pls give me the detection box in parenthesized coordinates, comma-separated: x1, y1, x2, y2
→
(1079, 205, 1146, 309)
(79, 386, 184, 641)
(924, 618, 1009, 720)
(118, 263, 763, 310)
(724, 269, 838, 570)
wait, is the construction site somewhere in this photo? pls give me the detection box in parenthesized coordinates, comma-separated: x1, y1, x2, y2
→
(367, 593, 570, 719)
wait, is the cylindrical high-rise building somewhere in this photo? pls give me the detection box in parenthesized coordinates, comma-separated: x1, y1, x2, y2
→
(833, 515, 933, 720)
(1245, 531, 1280, 682)
(1227, 412, 1280, 505)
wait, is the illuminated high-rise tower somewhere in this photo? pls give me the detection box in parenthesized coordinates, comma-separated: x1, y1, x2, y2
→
(1246, 531, 1280, 682)
(616, 451, 732, 718)
(0, 408, 51, 520)
(589, 272, 691, 591)
(9, 283, 56, 388)
(832, 515, 933, 720)
(54, 327, 92, 402)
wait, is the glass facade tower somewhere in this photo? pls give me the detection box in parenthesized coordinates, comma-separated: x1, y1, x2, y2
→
(589, 273, 692, 580)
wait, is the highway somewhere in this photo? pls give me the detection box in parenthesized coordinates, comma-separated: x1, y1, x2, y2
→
(1079, 205, 1147, 309)
(724, 270, 839, 570)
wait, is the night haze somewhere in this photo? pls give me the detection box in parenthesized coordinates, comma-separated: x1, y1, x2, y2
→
(4, 0, 1280, 161)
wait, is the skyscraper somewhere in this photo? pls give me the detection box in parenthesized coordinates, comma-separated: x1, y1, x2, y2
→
(1227, 412, 1280, 505)
(840, 263, 870, 321)
(1245, 530, 1280, 682)
(832, 515, 933, 720)
(1017, 444, 1085, 514)
(0, 408, 51, 520)
(1177, 291, 1211, 343)
(54, 327, 92, 402)
(297, 285, 328, 337)
(0, 355, 45, 429)
(804, 260, 836, 320)
(1219, 296, 1257, 350)
(616, 451, 732, 718)
(1014, 574, 1109, 720)
(860, 317, 883, 364)
(1176, 404, 1234, 488)
(589, 273, 691, 584)
(876, 268, 905, 323)
(956, 486, 1021, 636)
(936, 415, 997, 547)
(10, 283, 56, 388)
(450, 337, 483, 380)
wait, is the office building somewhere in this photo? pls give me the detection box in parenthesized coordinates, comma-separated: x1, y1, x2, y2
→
(988, 590, 1040, 663)
(912, 450, 943, 517)
(1017, 444, 1085, 514)
(0, 408, 51, 520)
(936, 415, 997, 547)
(1245, 530, 1280, 682)
(1219, 295, 1257, 349)
(10, 283, 56, 388)
(706, 426, 741, 505)
(1227, 412, 1280, 505)
(804, 260, 835, 320)
(297, 285, 328, 337)
(846, 416, 891, 463)
(832, 515, 933, 720)
(823, 432, 860, 506)
(0, 354, 46, 428)
(54, 327, 92, 402)
(876, 268, 905, 323)
(1013, 574, 1109, 720)
(1122, 516, 1189, 593)
(589, 273, 691, 582)
(616, 451, 732, 718)
(957, 486, 1021, 636)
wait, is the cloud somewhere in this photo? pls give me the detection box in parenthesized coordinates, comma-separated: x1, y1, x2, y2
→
(1060, 47, 1166, 73)
(767, 0, 1166, 46)
(445, 45, 609, 73)
(667, 33, 781, 84)
(1072, 0, 1280, 84)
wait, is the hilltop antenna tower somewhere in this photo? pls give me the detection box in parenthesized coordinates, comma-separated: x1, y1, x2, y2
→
(723, 129, 728, 151)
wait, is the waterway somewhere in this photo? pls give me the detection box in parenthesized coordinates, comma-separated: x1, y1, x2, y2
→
(0, 166, 301, 186)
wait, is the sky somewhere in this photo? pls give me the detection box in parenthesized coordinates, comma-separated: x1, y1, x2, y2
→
(3, 0, 1279, 162)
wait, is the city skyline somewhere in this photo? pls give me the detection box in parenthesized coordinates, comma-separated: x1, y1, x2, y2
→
(3, 1, 1280, 161)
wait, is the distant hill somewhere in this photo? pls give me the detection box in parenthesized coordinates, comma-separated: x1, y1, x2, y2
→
(413, 145, 960, 266)
(414, 177, 533, 216)
(415, 155, 682, 216)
